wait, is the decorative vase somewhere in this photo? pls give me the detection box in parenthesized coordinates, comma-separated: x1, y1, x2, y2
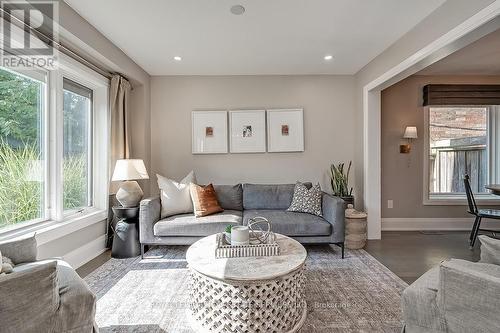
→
(116, 180, 144, 207)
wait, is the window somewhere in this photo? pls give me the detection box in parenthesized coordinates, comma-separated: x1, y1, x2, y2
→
(0, 54, 109, 233)
(63, 79, 92, 211)
(425, 106, 500, 204)
(0, 68, 46, 228)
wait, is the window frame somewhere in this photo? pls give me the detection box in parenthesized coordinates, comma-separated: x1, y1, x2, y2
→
(423, 105, 500, 205)
(0, 53, 109, 236)
(61, 77, 94, 215)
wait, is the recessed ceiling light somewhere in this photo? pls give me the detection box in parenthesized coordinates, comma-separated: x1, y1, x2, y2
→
(174, 56, 182, 61)
(324, 55, 333, 61)
(230, 5, 245, 15)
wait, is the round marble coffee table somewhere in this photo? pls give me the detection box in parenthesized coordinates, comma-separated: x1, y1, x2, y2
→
(186, 233, 307, 333)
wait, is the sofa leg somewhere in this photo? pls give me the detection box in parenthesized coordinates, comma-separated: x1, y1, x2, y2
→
(333, 242, 345, 259)
(140, 244, 145, 259)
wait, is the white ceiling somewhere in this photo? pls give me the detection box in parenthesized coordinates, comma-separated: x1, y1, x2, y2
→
(418, 28, 500, 76)
(65, 0, 445, 76)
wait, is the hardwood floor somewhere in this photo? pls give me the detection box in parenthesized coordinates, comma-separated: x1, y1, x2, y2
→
(77, 250, 111, 278)
(365, 231, 480, 284)
(77, 231, 482, 284)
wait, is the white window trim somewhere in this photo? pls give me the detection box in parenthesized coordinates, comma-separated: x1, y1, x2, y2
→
(423, 105, 500, 206)
(0, 53, 110, 240)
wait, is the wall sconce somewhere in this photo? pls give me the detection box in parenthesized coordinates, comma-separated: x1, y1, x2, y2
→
(400, 126, 418, 153)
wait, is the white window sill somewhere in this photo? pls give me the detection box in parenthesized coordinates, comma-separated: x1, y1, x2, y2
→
(0, 209, 107, 245)
(423, 194, 500, 206)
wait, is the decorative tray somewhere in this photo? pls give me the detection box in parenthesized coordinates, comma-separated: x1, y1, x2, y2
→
(215, 232, 280, 259)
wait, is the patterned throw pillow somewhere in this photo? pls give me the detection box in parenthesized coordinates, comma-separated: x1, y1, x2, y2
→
(287, 182, 323, 217)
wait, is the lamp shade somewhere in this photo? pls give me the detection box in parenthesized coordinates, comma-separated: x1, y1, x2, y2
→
(112, 159, 149, 181)
(403, 126, 418, 139)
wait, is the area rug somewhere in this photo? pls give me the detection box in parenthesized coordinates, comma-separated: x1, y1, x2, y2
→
(84, 245, 407, 333)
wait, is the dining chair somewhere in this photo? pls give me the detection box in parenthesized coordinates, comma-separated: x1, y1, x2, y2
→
(464, 174, 500, 248)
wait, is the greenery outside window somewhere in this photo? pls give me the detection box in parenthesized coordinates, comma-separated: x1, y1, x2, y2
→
(0, 68, 46, 227)
(0, 54, 109, 234)
(63, 78, 93, 212)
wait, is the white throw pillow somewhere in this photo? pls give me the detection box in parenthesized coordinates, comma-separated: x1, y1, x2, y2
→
(157, 171, 197, 218)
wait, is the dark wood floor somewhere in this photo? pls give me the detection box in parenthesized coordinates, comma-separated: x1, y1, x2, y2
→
(366, 231, 480, 284)
(77, 250, 111, 278)
(77, 231, 481, 284)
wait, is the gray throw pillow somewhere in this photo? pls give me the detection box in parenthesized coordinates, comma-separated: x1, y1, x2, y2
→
(479, 235, 500, 265)
(287, 182, 323, 217)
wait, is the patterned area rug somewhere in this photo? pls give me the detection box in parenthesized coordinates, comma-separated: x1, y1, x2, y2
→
(85, 245, 407, 333)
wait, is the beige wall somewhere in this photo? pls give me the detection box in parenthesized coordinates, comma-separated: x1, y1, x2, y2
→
(354, 0, 496, 209)
(381, 75, 500, 218)
(34, 0, 497, 260)
(150, 75, 357, 194)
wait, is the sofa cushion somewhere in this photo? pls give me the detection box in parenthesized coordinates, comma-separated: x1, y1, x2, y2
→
(243, 209, 331, 236)
(0, 234, 37, 265)
(154, 210, 243, 237)
(214, 184, 243, 211)
(243, 183, 312, 210)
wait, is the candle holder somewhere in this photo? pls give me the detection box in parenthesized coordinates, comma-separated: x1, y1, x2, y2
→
(230, 226, 250, 245)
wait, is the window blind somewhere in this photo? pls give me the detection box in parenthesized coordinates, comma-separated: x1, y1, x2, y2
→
(423, 84, 500, 106)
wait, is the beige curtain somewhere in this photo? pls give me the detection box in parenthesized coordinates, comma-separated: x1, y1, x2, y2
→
(109, 74, 131, 193)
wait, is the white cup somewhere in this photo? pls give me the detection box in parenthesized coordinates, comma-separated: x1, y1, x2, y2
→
(231, 226, 250, 245)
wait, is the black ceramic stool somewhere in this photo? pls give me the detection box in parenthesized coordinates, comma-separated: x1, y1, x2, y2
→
(111, 206, 140, 258)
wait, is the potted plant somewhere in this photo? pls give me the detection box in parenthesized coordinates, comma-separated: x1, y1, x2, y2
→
(329, 161, 354, 205)
(224, 225, 232, 243)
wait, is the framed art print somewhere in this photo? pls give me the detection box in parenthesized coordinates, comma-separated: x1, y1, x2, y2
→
(267, 109, 304, 152)
(229, 110, 266, 153)
(192, 111, 228, 154)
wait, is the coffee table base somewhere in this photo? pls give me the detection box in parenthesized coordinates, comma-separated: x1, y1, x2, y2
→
(189, 266, 306, 333)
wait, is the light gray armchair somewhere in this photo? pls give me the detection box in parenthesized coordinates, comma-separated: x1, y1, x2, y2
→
(402, 235, 500, 333)
(0, 235, 98, 333)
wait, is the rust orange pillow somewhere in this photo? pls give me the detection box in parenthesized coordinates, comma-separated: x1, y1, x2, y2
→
(189, 183, 224, 217)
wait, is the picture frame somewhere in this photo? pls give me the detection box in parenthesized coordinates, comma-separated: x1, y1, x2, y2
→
(192, 110, 228, 154)
(267, 108, 304, 152)
(229, 110, 266, 153)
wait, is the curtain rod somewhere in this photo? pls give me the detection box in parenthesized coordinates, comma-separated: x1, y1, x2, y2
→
(0, 8, 117, 81)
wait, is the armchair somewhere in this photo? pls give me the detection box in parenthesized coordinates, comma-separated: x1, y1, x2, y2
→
(402, 235, 500, 333)
(0, 235, 98, 333)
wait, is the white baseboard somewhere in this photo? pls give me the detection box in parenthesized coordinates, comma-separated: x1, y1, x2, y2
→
(382, 217, 500, 231)
(62, 234, 107, 269)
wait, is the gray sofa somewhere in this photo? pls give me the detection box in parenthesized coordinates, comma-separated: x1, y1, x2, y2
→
(0, 235, 97, 333)
(139, 183, 346, 258)
(402, 236, 500, 333)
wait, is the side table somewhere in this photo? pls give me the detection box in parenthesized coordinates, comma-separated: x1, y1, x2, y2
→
(111, 206, 140, 258)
